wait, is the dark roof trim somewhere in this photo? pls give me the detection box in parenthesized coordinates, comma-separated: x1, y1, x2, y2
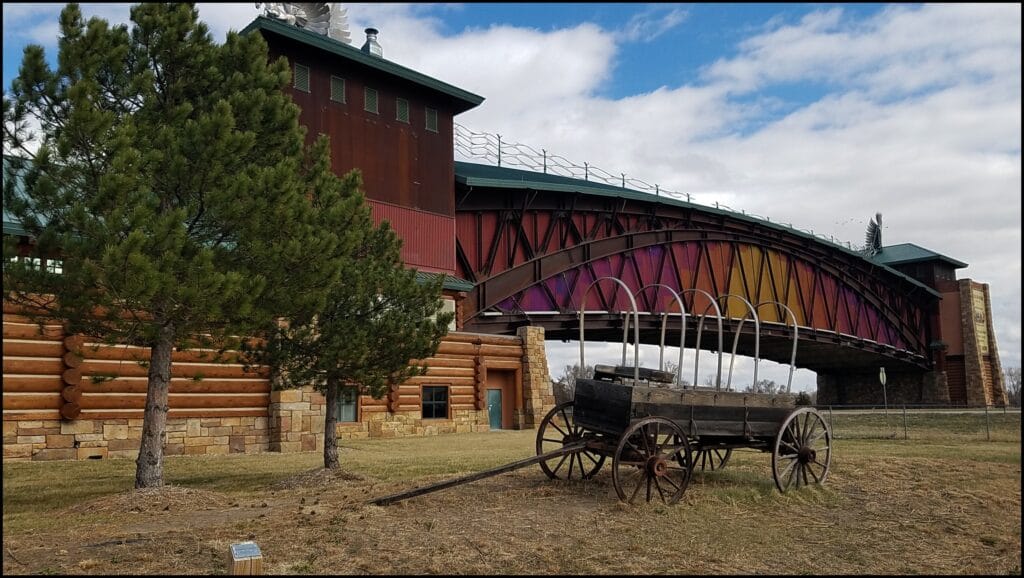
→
(454, 161, 942, 299)
(241, 16, 484, 114)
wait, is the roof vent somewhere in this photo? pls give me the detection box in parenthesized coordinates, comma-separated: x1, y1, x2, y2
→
(361, 27, 382, 58)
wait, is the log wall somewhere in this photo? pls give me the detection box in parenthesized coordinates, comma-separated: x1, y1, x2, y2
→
(3, 308, 553, 460)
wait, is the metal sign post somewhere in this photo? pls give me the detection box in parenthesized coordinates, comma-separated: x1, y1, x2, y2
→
(879, 367, 888, 417)
(879, 367, 893, 438)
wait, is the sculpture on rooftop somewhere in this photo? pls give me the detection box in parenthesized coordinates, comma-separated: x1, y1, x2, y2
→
(256, 2, 351, 44)
(863, 212, 883, 256)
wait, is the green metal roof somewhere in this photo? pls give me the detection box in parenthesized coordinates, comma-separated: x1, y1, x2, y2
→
(456, 161, 648, 199)
(454, 161, 943, 299)
(416, 270, 474, 292)
(871, 243, 967, 269)
(241, 17, 484, 114)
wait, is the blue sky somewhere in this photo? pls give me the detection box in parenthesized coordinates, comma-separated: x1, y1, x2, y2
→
(3, 3, 1020, 389)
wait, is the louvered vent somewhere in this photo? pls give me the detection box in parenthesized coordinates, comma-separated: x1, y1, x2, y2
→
(330, 76, 345, 103)
(293, 63, 310, 93)
(425, 107, 438, 132)
(396, 98, 409, 123)
(364, 87, 378, 114)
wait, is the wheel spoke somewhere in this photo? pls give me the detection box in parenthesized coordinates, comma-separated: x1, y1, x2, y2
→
(567, 451, 576, 479)
(625, 438, 645, 458)
(551, 453, 569, 476)
(806, 463, 821, 483)
(780, 439, 800, 454)
(582, 451, 600, 466)
(779, 455, 798, 479)
(662, 442, 687, 460)
(549, 419, 569, 438)
(788, 460, 800, 488)
(654, 477, 667, 503)
(646, 476, 652, 503)
(802, 417, 819, 446)
(542, 438, 563, 444)
(808, 428, 828, 447)
(628, 473, 644, 503)
(662, 474, 681, 492)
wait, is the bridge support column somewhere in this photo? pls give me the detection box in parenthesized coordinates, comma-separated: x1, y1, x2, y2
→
(817, 370, 950, 406)
(516, 325, 556, 428)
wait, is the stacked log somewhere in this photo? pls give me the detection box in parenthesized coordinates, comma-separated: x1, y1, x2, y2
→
(371, 333, 523, 413)
(3, 310, 271, 421)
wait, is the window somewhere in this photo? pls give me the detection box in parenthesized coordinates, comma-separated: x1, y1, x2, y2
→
(45, 259, 63, 274)
(422, 386, 449, 419)
(330, 76, 346, 103)
(293, 63, 310, 93)
(425, 107, 438, 132)
(396, 98, 409, 123)
(334, 386, 358, 422)
(364, 87, 378, 114)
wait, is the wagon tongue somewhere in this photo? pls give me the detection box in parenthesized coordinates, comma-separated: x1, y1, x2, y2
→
(366, 442, 588, 507)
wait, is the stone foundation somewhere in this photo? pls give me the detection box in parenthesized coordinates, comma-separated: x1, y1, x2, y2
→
(336, 408, 491, 440)
(2, 415, 271, 461)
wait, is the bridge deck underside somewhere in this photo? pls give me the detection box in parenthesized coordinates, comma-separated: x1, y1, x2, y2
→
(465, 313, 929, 374)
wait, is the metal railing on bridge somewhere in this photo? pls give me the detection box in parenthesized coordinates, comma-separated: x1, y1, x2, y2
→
(454, 123, 861, 253)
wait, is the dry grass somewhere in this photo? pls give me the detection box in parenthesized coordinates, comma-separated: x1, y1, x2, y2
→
(3, 431, 1020, 575)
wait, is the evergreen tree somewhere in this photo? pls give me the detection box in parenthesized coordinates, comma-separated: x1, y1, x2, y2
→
(256, 163, 453, 469)
(2, 3, 351, 487)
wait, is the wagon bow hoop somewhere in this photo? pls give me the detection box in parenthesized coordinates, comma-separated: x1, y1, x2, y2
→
(637, 283, 688, 387)
(754, 300, 799, 393)
(579, 277, 641, 384)
(716, 293, 760, 392)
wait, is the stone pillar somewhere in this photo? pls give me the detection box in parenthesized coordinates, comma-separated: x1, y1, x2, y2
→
(959, 280, 1007, 406)
(517, 325, 556, 428)
(269, 387, 325, 453)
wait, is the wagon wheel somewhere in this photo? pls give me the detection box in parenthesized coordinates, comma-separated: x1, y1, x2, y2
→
(536, 401, 605, 480)
(612, 417, 692, 505)
(693, 448, 732, 472)
(772, 407, 832, 493)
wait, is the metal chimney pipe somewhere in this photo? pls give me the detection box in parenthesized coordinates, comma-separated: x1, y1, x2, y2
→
(361, 27, 382, 57)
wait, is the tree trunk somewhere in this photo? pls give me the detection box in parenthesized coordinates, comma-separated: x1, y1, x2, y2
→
(323, 377, 340, 470)
(135, 323, 174, 488)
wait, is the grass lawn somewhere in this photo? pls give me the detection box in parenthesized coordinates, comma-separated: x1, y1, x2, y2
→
(3, 429, 1021, 575)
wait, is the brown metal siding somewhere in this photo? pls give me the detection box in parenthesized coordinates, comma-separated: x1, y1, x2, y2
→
(369, 200, 455, 274)
(266, 37, 456, 217)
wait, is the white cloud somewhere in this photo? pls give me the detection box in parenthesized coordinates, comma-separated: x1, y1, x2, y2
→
(617, 5, 688, 43)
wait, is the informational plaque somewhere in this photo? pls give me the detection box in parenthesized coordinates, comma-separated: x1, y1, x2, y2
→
(229, 541, 263, 575)
(971, 288, 989, 355)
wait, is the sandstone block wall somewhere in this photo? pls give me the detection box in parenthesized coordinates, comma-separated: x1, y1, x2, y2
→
(3, 415, 271, 461)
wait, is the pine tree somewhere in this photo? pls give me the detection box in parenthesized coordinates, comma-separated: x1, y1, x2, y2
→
(256, 164, 453, 470)
(2, 3, 351, 487)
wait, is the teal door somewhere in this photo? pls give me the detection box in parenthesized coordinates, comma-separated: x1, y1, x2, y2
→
(487, 389, 502, 430)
